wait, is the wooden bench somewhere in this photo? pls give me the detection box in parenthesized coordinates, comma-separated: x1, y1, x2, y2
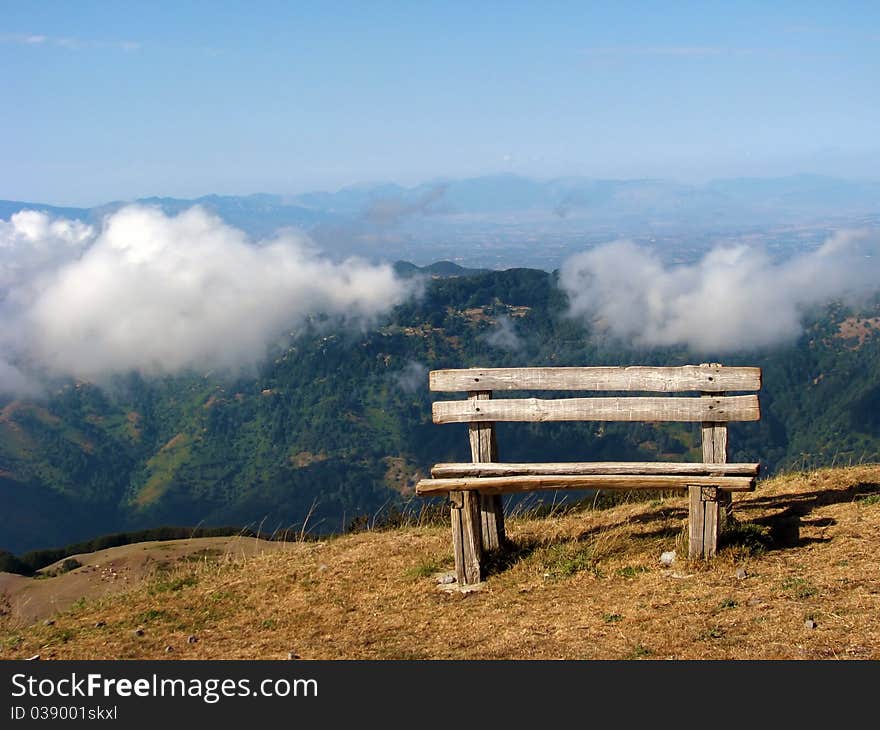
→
(415, 364, 762, 585)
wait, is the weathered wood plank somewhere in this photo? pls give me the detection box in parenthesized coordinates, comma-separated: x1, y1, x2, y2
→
(449, 490, 482, 585)
(689, 379, 731, 558)
(702, 393, 732, 534)
(430, 365, 761, 393)
(689, 485, 721, 559)
(468, 391, 505, 551)
(460, 491, 482, 584)
(450, 491, 466, 584)
(701, 423, 729, 463)
(432, 394, 760, 424)
(480, 494, 504, 552)
(431, 461, 759, 478)
(417, 474, 756, 496)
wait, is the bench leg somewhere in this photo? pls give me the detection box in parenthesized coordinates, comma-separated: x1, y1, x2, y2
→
(467, 400, 504, 553)
(718, 490, 733, 532)
(689, 485, 720, 559)
(450, 490, 482, 585)
(480, 494, 506, 551)
(699, 415, 729, 546)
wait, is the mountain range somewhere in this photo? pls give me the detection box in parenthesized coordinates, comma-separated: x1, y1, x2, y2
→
(3, 173, 879, 268)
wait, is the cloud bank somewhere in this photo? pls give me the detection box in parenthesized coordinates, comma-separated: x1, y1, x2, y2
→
(559, 231, 880, 352)
(0, 206, 413, 394)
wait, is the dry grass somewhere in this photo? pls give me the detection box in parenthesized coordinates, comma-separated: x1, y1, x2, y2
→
(2, 465, 880, 660)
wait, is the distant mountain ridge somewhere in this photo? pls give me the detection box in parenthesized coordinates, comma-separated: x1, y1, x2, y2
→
(4, 173, 878, 269)
(4, 173, 879, 230)
(392, 260, 489, 278)
(0, 200, 92, 222)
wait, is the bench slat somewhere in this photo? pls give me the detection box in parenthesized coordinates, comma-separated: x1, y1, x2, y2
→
(432, 394, 760, 424)
(415, 474, 756, 496)
(430, 366, 761, 393)
(430, 461, 760, 478)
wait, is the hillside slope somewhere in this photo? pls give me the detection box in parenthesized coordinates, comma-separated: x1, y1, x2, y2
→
(2, 465, 878, 660)
(3, 267, 880, 555)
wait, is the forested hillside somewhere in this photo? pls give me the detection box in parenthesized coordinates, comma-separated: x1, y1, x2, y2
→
(2, 265, 879, 553)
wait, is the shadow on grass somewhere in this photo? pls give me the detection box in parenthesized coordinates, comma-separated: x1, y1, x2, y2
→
(482, 537, 542, 577)
(479, 480, 880, 577)
(733, 480, 879, 550)
(631, 525, 684, 541)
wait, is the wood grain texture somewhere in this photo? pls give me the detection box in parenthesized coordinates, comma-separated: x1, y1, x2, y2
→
(701, 424, 729, 463)
(417, 473, 756, 496)
(468, 391, 505, 551)
(450, 491, 466, 584)
(430, 365, 761, 393)
(702, 392, 732, 537)
(431, 461, 759, 478)
(688, 486, 704, 559)
(689, 485, 720, 559)
(689, 383, 731, 558)
(432, 394, 760, 424)
(449, 490, 482, 585)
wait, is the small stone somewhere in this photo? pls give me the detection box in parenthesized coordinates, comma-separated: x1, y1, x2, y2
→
(437, 573, 456, 585)
(165, 645, 174, 653)
(187, 635, 198, 644)
(287, 651, 300, 660)
(43, 619, 55, 626)
(804, 618, 817, 629)
(735, 567, 748, 580)
(659, 550, 676, 566)
(134, 628, 145, 636)
(746, 597, 763, 607)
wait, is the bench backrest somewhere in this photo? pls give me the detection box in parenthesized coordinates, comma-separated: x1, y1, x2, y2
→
(430, 365, 761, 424)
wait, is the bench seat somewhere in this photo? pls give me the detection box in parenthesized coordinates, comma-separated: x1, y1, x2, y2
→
(416, 461, 759, 495)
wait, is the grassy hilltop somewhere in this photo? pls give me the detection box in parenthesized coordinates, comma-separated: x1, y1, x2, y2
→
(2, 464, 878, 660)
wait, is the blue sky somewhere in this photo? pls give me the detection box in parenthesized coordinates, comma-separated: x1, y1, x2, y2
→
(2, 1, 878, 205)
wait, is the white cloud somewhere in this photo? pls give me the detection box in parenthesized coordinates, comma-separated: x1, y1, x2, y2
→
(393, 360, 428, 393)
(559, 231, 880, 352)
(0, 358, 42, 398)
(0, 33, 140, 51)
(483, 315, 523, 351)
(0, 210, 93, 292)
(0, 206, 413, 394)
